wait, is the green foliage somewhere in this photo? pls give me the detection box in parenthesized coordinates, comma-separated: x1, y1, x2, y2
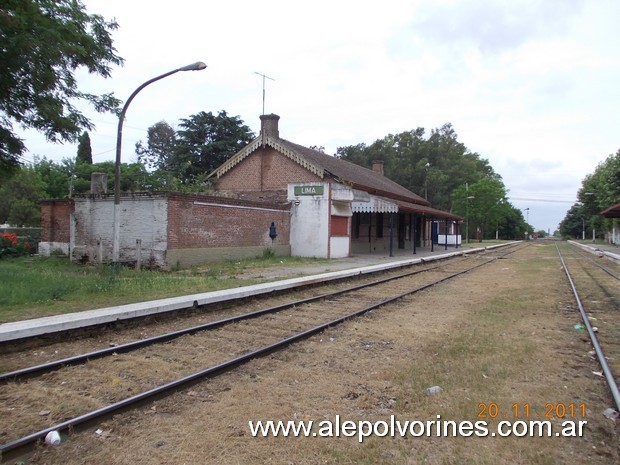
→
(33, 156, 72, 198)
(337, 123, 520, 239)
(0, 166, 46, 226)
(135, 120, 177, 171)
(262, 247, 276, 259)
(76, 131, 93, 165)
(0, 255, 325, 321)
(560, 148, 620, 239)
(0, 0, 123, 170)
(337, 123, 498, 211)
(0, 231, 31, 258)
(134, 111, 255, 186)
(173, 110, 255, 183)
(451, 178, 526, 240)
(71, 160, 150, 194)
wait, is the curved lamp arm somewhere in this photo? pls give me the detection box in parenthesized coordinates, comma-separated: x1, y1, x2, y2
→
(112, 62, 206, 263)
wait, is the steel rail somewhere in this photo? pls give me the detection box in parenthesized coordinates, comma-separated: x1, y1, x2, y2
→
(2, 244, 523, 382)
(556, 244, 620, 412)
(0, 260, 451, 382)
(0, 245, 520, 458)
(567, 242, 620, 281)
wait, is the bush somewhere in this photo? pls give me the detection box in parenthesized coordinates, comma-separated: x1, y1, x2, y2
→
(262, 247, 276, 259)
(0, 232, 32, 258)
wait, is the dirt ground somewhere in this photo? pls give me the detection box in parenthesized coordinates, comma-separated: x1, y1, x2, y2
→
(14, 243, 620, 464)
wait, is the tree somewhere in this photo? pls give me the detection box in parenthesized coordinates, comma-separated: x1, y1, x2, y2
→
(337, 123, 498, 211)
(135, 121, 177, 171)
(451, 178, 511, 241)
(33, 156, 72, 198)
(71, 160, 151, 194)
(560, 203, 587, 239)
(567, 148, 620, 240)
(0, 0, 123, 172)
(76, 131, 93, 165)
(170, 110, 254, 183)
(0, 166, 46, 226)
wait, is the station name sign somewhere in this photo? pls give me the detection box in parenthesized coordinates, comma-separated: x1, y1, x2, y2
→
(294, 185, 324, 196)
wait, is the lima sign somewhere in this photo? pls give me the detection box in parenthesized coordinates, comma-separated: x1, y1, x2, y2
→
(294, 185, 324, 196)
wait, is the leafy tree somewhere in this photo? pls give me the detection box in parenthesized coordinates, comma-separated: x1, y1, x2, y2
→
(33, 156, 72, 198)
(76, 131, 93, 165)
(560, 203, 587, 239)
(564, 148, 620, 240)
(451, 178, 512, 241)
(135, 121, 177, 170)
(337, 123, 497, 211)
(173, 110, 255, 183)
(0, 0, 123, 172)
(0, 166, 46, 226)
(71, 160, 150, 194)
(499, 203, 530, 240)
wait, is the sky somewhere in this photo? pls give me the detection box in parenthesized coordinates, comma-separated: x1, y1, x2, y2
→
(17, 0, 620, 234)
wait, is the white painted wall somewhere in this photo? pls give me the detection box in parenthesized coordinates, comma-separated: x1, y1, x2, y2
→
(288, 183, 330, 257)
(330, 236, 350, 258)
(72, 196, 168, 266)
(436, 235, 462, 246)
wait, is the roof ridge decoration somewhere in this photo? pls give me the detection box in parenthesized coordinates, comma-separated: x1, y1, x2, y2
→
(211, 137, 262, 178)
(210, 136, 324, 179)
(267, 137, 324, 178)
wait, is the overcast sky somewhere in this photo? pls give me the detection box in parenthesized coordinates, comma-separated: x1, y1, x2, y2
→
(19, 0, 620, 234)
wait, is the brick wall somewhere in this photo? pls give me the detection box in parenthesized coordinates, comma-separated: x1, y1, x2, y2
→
(216, 147, 321, 199)
(167, 193, 290, 250)
(40, 199, 74, 243)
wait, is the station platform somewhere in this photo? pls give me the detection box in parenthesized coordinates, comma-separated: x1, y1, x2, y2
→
(0, 244, 497, 343)
(567, 240, 620, 264)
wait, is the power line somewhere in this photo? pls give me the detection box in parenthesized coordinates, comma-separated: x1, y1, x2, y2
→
(509, 197, 577, 204)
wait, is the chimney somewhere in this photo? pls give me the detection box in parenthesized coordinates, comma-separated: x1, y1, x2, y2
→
(372, 160, 384, 175)
(260, 113, 280, 139)
(91, 172, 107, 194)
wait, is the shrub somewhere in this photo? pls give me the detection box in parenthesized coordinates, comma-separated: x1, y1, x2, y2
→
(262, 247, 276, 259)
(0, 232, 31, 258)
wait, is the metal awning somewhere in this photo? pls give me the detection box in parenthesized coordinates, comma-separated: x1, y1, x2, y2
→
(352, 195, 398, 213)
(601, 203, 620, 218)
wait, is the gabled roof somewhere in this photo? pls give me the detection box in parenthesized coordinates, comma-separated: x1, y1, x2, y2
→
(210, 135, 430, 206)
(600, 202, 620, 218)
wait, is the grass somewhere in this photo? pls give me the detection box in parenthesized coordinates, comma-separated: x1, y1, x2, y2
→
(0, 254, 327, 323)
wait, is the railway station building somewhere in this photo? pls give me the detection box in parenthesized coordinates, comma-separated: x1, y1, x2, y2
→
(601, 202, 620, 244)
(39, 114, 461, 268)
(207, 114, 461, 258)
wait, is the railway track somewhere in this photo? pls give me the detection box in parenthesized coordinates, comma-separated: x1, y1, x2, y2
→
(0, 244, 525, 461)
(557, 242, 620, 414)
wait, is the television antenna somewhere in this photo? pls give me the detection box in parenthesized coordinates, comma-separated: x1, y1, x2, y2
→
(254, 71, 275, 115)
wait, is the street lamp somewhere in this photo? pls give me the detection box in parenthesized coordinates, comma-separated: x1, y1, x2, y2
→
(584, 192, 595, 241)
(112, 61, 207, 264)
(466, 195, 474, 244)
(424, 162, 430, 200)
(523, 207, 530, 240)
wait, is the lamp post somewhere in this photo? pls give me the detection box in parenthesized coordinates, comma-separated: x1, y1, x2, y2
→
(112, 61, 207, 264)
(523, 207, 530, 240)
(466, 195, 474, 244)
(584, 192, 595, 242)
(582, 217, 586, 241)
